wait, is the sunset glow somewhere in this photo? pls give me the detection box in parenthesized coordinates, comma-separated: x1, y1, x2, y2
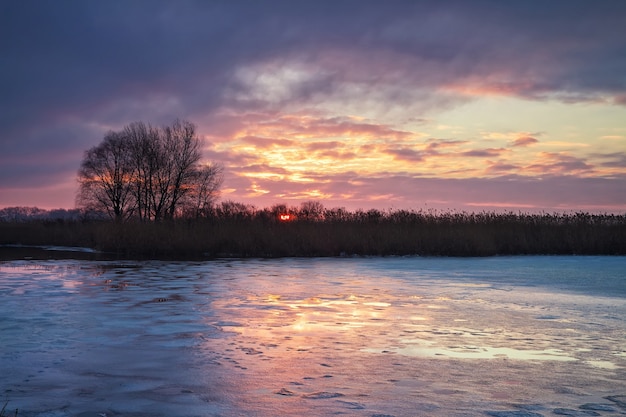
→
(1, 2, 625, 212)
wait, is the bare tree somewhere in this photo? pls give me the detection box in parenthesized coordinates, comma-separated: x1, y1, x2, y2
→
(76, 119, 221, 222)
(299, 200, 325, 221)
(124, 121, 156, 221)
(76, 131, 135, 222)
(180, 163, 224, 218)
(215, 200, 255, 220)
(163, 119, 202, 219)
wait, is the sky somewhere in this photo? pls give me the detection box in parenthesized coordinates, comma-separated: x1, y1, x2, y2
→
(1, 0, 625, 213)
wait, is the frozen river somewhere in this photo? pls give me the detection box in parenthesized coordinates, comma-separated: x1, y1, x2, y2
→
(1, 256, 625, 416)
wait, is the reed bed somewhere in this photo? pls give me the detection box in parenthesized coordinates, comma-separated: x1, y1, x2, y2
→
(1, 210, 624, 259)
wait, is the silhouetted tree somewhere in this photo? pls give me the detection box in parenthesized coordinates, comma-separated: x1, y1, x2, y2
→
(76, 119, 222, 221)
(299, 200, 325, 221)
(215, 200, 256, 220)
(77, 131, 135, 222)
(180, 163, 224, 218)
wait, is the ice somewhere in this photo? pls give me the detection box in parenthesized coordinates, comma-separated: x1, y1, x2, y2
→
(1, 244, 99, 253)
(1, 256, 625, 416)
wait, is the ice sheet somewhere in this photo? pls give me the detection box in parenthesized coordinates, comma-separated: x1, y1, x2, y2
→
(1, 256, 625, 416)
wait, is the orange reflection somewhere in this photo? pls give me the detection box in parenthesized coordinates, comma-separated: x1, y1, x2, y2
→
(209, 292, 398, 347)
(201, 289, 429, 413)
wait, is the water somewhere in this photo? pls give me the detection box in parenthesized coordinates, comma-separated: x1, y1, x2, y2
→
(1, 256, 625, 416)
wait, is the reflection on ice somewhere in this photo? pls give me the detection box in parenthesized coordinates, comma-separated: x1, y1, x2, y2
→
(586, 360, 619, 370)
(1, 256, 625, 417)
(367, 342, 577, 361)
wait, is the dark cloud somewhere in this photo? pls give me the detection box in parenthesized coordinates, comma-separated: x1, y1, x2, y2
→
(2, 1, 625, 209)
(3, 0, 625, 133)
(0, 122, 101, 187)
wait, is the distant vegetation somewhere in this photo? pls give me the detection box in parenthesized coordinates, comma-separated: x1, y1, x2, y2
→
(1, 202, 625, 259)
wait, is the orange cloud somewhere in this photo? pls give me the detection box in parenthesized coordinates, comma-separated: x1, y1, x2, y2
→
(317, 150, 358, 161)
(198, 107, 625, 213)
(239, 136, 294, 148)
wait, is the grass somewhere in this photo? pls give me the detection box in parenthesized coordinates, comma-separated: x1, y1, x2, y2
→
(1, 209, 625, 259)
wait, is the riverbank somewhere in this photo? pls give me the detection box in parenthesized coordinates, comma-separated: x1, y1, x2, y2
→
(1, 211, 624, 259)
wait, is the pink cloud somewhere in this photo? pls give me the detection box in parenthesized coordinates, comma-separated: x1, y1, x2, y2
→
(511, 136, 539, 147)
(424, 139, 468, 151)
(202, 148, 259, 166)
(485, 161, 522, 175)
(526, 152, 595, 176)
(230, 164, 291, 175)
(317, 150, 358, 160)
(460, 148, 507, 157)
(305, 141, 343, 151)
(224, 173, 626, 213)
(384, 148, 425, 163)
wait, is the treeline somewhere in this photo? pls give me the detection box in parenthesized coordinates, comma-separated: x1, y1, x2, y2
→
(0, 206, 87, 222)
(1, 202, 625, 258)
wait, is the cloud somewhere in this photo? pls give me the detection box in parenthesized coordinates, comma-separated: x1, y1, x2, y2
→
(317, 150, 359, 161)
(460, 148, 507, 158)
(4, 3, 625, 134)
(2, 1, 626, 211)
(384, 148, 425, 163)
(232, 164, 291, 176)
(227, 173, 626, 212)
(485, 162, 523, 175)
(526, 152, 595, 176)
(4, 2, 626, 128)
(592, 152, 626, 169)
(305, 141, 343, 151)
(424, 139, 468, 151)
(239, 136, 294, 149)
(511, 136, 540, 147)
(0, 122, 102, 187)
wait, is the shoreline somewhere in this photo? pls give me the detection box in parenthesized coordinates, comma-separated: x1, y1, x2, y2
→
(2, 244, 625, 263)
